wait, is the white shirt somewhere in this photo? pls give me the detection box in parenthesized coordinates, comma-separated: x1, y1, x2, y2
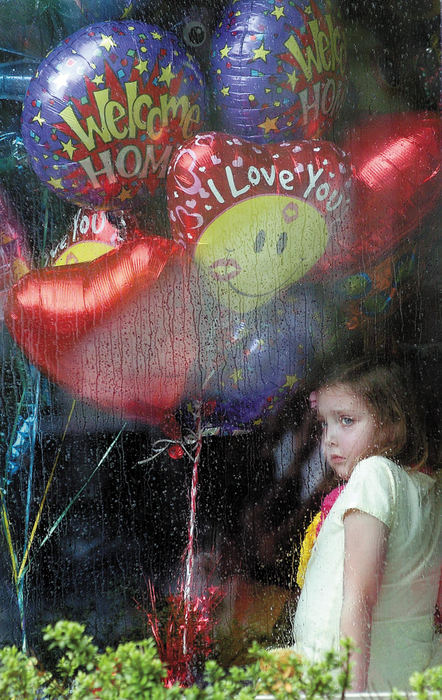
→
(292, 456, 441, 691)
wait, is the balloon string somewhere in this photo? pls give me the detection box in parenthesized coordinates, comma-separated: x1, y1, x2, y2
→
(38, 425, 126, 552)
(182, 402, 202, 658)
(23, 370, 40, 558)
(138, 436, 196, 465)
(0, 494, 18, 585)
(40, 189, 49, 267)
(0, 492, 26, 651)
(17, 399, 76, 581)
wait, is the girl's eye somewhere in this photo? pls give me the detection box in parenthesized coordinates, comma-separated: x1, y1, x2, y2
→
(341, 416, 354, 426)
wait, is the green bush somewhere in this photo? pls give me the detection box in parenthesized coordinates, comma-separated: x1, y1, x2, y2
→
(0, 620, 440, 699)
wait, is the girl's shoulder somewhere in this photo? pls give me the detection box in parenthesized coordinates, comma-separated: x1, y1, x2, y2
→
(336, 457, 438, 529)
(351, 455, 437, 496)
(351, 455, 399, 480)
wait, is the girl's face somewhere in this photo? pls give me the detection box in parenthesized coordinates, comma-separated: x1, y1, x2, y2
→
(317, 383, 378, 481)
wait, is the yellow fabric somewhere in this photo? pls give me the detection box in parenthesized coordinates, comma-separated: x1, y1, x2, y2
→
(296, 511, 321, 589)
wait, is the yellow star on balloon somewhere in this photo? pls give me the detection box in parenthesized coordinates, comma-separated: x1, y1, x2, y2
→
(48, 176, 63, 190)
(258, 115, 279, 133)
(91, 73, 104, 86)
(32, 110, 45, 126)
(159, 63, 176, 87)
(221, 85, 230, 96)
(119, 187, 133, 202)
(230, 368, 243, 383)
(220, 43, 231, 59)
(283, 374, 299, 389)
(135, 59, 148, 75)
(61, 139, 76, 159)
(252, 42, 270, 62)
(99, 34, 117, 52)
(271, 4, 285, 19)
(151, 31, 162, 40)
(286, 69, 298, 91)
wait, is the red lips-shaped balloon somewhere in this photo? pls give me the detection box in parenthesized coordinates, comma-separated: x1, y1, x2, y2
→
(5, 237, 199, 437)
(338, 112, 440, 272)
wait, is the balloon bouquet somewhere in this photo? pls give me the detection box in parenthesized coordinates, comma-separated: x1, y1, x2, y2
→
(0, 0, 439, 681)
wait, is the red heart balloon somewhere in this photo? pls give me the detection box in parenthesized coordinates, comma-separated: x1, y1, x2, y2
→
(5, 237, 199, 437)
(339, 112, 440, 269)
(167, 132, 352, 312)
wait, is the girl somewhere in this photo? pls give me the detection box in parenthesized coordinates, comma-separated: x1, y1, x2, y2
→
(292, 360, 441, 692)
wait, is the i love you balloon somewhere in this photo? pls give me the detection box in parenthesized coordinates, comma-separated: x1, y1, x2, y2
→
(22, 21, 205, 210)
(210, 0, 347, 143)
(46, 208, 142, 266)
(5, 238, 200, 438)
(167, 131, 352, 313)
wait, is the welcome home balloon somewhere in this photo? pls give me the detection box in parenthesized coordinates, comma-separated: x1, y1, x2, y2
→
(21, 21, 205, 210)
(210, 0, 346, 143)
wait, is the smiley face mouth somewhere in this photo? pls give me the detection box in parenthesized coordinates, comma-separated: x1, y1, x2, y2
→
(209, 258, 242, 281)
(209, 256, 310, 299)
(226, 273, 301, 298)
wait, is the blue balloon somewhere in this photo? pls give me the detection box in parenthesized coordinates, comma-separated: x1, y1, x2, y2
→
(0, 60, 39, 101)
(0, 0, 141, 59)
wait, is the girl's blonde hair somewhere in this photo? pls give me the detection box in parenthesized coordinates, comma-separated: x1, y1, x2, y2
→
(317, 360, 428, 471)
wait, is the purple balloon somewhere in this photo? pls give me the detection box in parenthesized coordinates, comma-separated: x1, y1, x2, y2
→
(21, 21, 205, 210)
(182, 283, 336, 435)
(209, 0, 347, 144)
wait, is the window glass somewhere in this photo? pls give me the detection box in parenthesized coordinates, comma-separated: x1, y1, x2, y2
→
(0, 0, 439, 688)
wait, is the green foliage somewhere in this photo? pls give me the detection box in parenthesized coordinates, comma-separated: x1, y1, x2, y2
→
(408, 664, 442, 700)
(0, 620, 439, 699)
(0, 644, 50, 699)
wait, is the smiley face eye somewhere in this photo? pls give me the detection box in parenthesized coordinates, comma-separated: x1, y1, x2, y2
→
(276, 231, 287, 255)
(254, 229, 266, 253)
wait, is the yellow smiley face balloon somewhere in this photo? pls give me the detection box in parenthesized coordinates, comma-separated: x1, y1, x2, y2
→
(195, 195, 328, 313)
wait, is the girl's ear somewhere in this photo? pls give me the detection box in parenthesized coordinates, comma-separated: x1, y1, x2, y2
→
(377, 419, 404, 457)
(309, 391, 318, 409)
